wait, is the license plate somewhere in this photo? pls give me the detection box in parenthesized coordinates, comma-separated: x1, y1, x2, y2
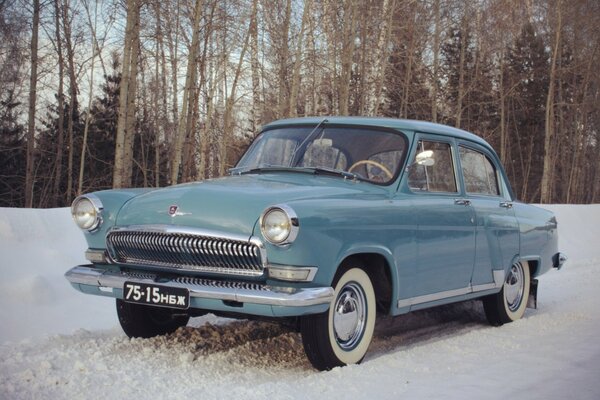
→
(123, 282, 189, 309)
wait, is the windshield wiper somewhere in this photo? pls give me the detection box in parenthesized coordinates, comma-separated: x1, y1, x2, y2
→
(236, 165, 304, 175)
(233, 165, 360, 181)
(289, 118, 328, 166)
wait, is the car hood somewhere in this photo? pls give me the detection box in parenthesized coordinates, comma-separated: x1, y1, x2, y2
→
(115, 173, 387, 237)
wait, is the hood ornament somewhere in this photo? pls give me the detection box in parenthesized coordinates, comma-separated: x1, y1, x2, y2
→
(167, 205, 191, 217)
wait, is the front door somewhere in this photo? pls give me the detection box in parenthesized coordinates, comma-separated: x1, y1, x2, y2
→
(404, 136, 476, 301)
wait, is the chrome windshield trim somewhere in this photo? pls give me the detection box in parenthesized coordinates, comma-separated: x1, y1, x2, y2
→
(397, 270, 505, 309)
(65, 265, 333, 308)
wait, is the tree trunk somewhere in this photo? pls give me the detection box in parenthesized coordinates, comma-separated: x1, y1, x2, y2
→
(499, 50, 507, 164)
(540, 0, 562, 204)
(170, 0, 203, 185)
(62, 0, 79, 204)
(288, 0, 312, 117)
(113, 0, 138, 188)
(338, 0, 357, 116)
(365, 0, 395, 116)
(277, 0, 292, 118)
(431, 0, 440, 122)
(25, 0, 40, 208)
(165, 0, 181, 158)
(456, 17, 467, 128)
(219, 0, 258, 176)
(122, 13, 140, 187)
(77, 2, 106, 196)
(250, 0, 261, 133)
(53, 0, 65, 205)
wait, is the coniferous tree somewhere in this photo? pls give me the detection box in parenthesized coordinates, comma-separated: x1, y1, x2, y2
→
(0, 93, 26, 207)
(505, 22, 549, 202)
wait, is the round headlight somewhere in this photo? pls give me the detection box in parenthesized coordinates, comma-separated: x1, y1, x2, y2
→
(71, 195, 103, 232)
(260, 205, 299, 245)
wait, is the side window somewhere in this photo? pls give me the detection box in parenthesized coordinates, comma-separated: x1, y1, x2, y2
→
(408, 140, 457, 193)
(459, 146, 500, 196)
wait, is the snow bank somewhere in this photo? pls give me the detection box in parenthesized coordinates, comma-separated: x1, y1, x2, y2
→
(0, 208, 118, 343)
(540, 204, 600, 263)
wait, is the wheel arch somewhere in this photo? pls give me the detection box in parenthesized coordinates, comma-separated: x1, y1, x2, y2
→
(512, 255, 540, 277)
(335, 247, 397, 315)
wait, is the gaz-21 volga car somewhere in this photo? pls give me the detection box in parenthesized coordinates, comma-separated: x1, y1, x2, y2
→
(66, 117, 566, 370)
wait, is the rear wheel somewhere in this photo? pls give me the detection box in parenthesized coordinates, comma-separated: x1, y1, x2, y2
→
(483, 261, 530, 326)
(116, 299, 190, 338)
(301, 266, 376, 371)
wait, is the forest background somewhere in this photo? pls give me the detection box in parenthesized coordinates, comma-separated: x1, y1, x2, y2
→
(1, 0, 599, 208)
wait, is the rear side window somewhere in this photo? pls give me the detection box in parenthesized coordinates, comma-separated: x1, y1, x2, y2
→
(459, 146, 500, 196)
(408, 140, 457, 193)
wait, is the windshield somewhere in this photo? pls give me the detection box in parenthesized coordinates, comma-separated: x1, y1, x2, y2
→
(235, 125, 408, 184)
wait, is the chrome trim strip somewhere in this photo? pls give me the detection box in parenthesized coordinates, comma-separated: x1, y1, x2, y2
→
(397, 270, 506, 309)
(65, 265, 334, 307)
(108, 225, 252, 244)
(493, 269, 505, 286)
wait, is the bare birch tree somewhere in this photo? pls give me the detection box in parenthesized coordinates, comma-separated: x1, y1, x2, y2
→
(113, 0, 140, 188)
(24, 0, 40, 208)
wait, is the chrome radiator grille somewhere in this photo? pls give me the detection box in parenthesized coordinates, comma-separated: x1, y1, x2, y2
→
(106, 228, 264, 277)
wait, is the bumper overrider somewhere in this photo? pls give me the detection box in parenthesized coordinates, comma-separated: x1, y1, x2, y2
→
(65, 265, 334, 317)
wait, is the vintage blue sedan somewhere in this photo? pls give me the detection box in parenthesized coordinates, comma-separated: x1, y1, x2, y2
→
(66, 117, 565, 370)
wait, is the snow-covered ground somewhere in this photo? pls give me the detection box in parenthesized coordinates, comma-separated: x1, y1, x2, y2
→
(1, 205, 599, 399)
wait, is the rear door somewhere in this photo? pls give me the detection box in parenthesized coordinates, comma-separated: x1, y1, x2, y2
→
(456, 143, 519, 287)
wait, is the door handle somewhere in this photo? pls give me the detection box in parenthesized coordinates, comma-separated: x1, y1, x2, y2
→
(499, 202, 513, 209)
(454, 199, 471, 206)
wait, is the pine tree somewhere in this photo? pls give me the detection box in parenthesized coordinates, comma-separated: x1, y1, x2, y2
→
(0, 92, 26, 207)
(505, 22, 549, 202)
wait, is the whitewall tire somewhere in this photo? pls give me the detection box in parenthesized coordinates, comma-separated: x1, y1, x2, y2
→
(301, 266, 376, 370)
(483, 261, 531, 326)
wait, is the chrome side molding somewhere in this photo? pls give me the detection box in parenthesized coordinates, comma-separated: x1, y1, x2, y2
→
(397, 269, 505, 309)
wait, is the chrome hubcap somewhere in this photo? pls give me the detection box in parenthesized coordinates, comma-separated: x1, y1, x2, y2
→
(505, 263, 525, 312)
(333, 282, 367, 350)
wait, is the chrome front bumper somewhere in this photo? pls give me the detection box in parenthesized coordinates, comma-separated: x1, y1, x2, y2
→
(65, 265, 334, 307)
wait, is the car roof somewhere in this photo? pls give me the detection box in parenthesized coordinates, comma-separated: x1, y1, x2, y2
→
(263, 116, 491, 149)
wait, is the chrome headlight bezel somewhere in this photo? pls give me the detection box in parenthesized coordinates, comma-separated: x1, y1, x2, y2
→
(71, 194, 104, 232)
(259, 204, 299, 246)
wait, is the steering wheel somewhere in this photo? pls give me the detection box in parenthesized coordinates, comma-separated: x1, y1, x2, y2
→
(348, 160, 394, 180)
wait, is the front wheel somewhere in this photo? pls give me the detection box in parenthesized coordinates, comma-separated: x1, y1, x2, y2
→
(116, 299, 190, 338)
(300, 266, 376, 371)
(483, 261, 530, 326)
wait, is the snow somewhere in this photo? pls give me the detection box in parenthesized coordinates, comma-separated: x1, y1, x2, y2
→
(1, 204, 600, 399)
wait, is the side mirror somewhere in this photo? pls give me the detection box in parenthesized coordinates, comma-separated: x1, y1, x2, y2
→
(415, 150, 435, 167)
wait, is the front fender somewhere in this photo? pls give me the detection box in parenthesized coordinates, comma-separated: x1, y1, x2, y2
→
(334, 244, 399, 306)
(79, 188, 155, 249)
